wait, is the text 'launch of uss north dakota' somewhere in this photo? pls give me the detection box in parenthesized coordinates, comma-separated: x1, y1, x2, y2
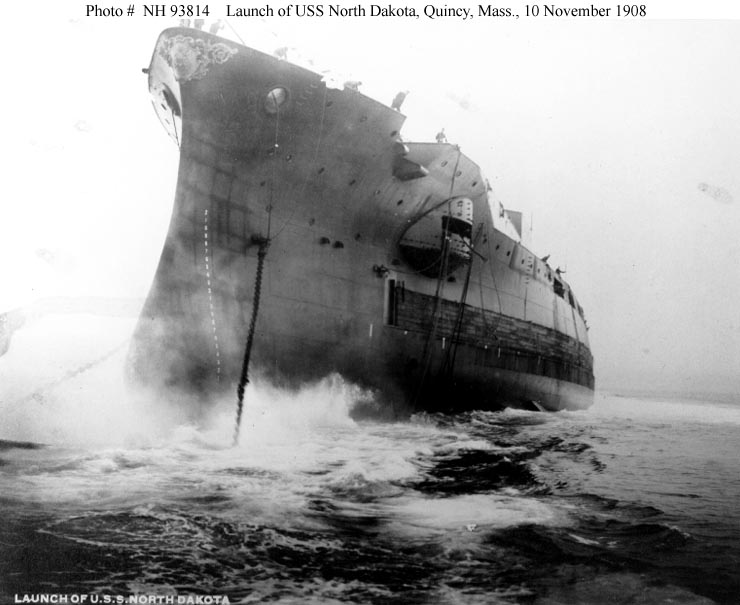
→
(225, 5, 426, 18)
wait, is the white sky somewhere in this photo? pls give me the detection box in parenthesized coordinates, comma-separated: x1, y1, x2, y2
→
(2, 1, 739, 394)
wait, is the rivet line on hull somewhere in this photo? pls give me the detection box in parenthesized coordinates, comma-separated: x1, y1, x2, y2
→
(204, 208, 221, 382)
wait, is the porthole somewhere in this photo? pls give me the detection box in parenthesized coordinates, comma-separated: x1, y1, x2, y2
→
(397, 199, 404, 205)
(265, 87, 288, 114)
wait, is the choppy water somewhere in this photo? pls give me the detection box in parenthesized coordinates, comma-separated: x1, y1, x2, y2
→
(1, 318, 739, 604)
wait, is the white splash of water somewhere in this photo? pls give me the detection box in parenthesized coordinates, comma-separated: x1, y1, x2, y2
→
(0, 313, 368, 449)
(390, 492, 568, 536)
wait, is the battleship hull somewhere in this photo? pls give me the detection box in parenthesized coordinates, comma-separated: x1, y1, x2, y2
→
(129, 28, 595, 413)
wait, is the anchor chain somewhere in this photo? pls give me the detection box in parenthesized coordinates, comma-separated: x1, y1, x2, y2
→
(233, 238, 270, 446)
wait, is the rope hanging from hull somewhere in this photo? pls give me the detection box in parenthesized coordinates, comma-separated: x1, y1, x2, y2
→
(233, 238, 270, 446)
(439, 224, 484, 379)
(411, 147, 463, 407)
(412, 204, 453, 408)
